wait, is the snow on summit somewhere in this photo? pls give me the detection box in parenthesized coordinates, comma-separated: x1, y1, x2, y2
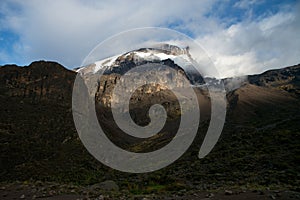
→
(76, 44, 193, 75)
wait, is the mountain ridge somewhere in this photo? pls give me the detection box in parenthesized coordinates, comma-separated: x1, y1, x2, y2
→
(0, 60, 299, 195)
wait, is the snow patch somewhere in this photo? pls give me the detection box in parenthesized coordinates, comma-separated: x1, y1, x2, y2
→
(79, 47, 195, 74)
(93, 54, 120, 73)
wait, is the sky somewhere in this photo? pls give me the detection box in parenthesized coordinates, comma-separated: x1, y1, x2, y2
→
(0, 0, 299, 78)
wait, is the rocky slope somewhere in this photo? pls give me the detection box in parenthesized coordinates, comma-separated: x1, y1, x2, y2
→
(0, 59, 299, 197)
(248, 64, 300, 96)
(0, 61, 75, 103)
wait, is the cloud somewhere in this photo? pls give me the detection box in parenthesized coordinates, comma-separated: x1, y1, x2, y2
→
(233, 0, 262, 9)
(0, 0, 216, 68)
(0, 0, 299, 78)
(196, 3, 300, 77)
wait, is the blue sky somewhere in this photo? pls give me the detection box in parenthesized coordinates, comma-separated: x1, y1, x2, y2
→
(0, 0, 299, 77)
(209, 0, 296, 24)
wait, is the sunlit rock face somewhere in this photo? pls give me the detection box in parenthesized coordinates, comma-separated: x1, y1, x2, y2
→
(77, 45, 203, 110)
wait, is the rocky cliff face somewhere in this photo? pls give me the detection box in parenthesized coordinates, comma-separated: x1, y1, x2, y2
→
(95, 64, 188, 108)
(1, 60, 300, 191)
(248, 64, 300, 96)
(77, 46, 206, 121)
(0, 61, 75, 103)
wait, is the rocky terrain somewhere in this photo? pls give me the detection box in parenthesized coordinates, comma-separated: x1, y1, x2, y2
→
(0, 58, 300, 199)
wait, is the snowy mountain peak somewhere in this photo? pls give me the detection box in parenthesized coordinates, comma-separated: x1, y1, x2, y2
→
(76, 44, 191, 75)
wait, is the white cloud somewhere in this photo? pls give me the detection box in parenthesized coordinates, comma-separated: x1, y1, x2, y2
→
(0, 0, 299, 78)
(0, 0, 216, 68)
(196, 3, 300, 78)
(233, 0, 262, 9)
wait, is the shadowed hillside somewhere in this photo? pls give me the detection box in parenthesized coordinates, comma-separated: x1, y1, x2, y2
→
(0, 61, 299, 199)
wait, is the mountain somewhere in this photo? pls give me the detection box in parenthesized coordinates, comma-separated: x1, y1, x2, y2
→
(0, 55, 300, 198)
(77, 44, 204, 85)
(248, 64, 300, 96)
(0, 61, 75, 103)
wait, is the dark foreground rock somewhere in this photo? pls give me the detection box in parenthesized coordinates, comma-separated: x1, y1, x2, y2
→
(1, 182, 300, 200)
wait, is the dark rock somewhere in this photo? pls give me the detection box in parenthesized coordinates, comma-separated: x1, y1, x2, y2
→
(90, 180, 119, 191)
(225, 190, 233, 195)
(206, 193, 214, 198)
